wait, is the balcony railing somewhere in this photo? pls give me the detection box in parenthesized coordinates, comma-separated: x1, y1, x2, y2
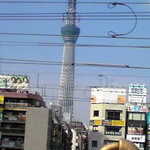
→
(1, 138, 24, 148)
(3, 114, 26, 122)
(1, 127, 25, 134)
(5, 102, 29, 111)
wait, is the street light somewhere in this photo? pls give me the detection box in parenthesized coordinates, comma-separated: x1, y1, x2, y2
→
(98, 74, 108, 87)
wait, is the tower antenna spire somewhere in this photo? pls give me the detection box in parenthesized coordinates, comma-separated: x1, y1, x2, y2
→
(67, 0, 76, 25)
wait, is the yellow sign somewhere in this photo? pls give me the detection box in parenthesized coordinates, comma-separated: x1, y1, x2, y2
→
(112, 120, 125, 126)
(117, 95, 126, 103)
(91, 95, 96, 103)
(94, 120, 101, 125)
(0, 108, 3, 112)
(0, 96, 4, 104)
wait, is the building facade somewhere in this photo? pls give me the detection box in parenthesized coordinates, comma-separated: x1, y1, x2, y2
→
(126, 104, 148, 150)
(71, 121, 88, 150)
(0, 89, 46, 150)
(24, 107, 52, 150)
(89, 86, 150, 150)
(89, 103, 126, 150)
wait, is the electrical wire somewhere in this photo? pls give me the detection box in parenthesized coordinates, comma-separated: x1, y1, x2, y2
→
(1, 58, 150, 70)
(0, 1, 150, 5)
(0, 18, 149, 21)
(1, 32, 150, 41)
(1, 12, 150, 15)
(2, 41, 150, 49)
(2, 69, 150, 81)
(1, 15, 150, 17)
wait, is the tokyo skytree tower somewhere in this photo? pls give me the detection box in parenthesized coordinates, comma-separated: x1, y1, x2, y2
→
(59, 0, 80, 116)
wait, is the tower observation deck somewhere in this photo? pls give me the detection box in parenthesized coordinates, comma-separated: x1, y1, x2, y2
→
(59, 0, 80, 119)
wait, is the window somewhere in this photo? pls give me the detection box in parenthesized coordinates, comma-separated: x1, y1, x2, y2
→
(105, 126, 122, 136)
(128, 112, 145, 121)
(93, 110, 99, 117)
(92, 140, 97, 148)
(106, 110, 121, 120)
(133, 113, 140, 120)
(92, 125, 98, 132)
(104, 140, 118, 145)
(141, 114, 145, 120)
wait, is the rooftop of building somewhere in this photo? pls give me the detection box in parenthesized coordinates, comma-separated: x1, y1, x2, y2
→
(0, 88, 46, 107)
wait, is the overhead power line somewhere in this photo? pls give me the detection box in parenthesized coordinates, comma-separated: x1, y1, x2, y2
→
(0, 18, 149, 21)
(1, 58, 150, 70)
(0, 1, 150, 4)
(1, 32, 150, 41)
(1, 12, 150, 15)
(0, 14, 150, 17)
(1, 41, 150, 49)
(2, 69, 150, 79)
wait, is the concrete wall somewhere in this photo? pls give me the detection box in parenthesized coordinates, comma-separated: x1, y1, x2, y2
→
(24, 107, 51, 150)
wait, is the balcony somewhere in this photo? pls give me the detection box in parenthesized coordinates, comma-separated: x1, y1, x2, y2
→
(1, 138, 24, 149)
(5, 102, 29, 111)
(1, 127, 25, 136)
(3, 114, 26, 123)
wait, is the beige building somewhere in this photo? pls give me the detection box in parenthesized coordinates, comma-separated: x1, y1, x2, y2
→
(24, 107, 52, 150)
(0, 88, 47, 150)
(89, 103, 126, 150)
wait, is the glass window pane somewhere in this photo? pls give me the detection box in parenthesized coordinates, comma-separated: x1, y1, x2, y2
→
(128, 113, 132, 120)
(93, 110, 99, 117)
(141, 114, 145, 120)
(92, 140, 97, 147)
(133, 113, 140, 120)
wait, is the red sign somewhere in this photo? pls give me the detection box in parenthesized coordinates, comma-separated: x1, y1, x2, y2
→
(102, 120, 112, 126)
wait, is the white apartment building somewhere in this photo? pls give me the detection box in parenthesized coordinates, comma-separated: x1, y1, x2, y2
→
(89, 87, 126, 150)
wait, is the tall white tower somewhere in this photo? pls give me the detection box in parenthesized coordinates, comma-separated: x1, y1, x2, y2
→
(59, 0, 80, 119)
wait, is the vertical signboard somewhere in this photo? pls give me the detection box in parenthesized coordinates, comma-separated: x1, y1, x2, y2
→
(128, 84, 147, 103)
(0, 107, 3, 121)
(0, 95, 4, 104)
(148, 112, 150, 124)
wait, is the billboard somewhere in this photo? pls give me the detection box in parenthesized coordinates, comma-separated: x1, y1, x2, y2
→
(127, 105, 148, 112)
(102, 120, 112, 126)
(126, 135, 145, 142)
(0, 96, 4, 104)
(112, 120, 125, 126)
(148, 112, 150, 124)
(0, 75, 29, 90)
(93, 120, 101, 125)
(128, 84, 147, 103)
(91, 88, 126, 104)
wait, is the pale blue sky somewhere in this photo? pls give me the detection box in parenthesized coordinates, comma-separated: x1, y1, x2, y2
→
(0, 0, 150, 125)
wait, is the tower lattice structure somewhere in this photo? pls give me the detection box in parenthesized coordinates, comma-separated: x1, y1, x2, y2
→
(59, 0, 80, 115)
